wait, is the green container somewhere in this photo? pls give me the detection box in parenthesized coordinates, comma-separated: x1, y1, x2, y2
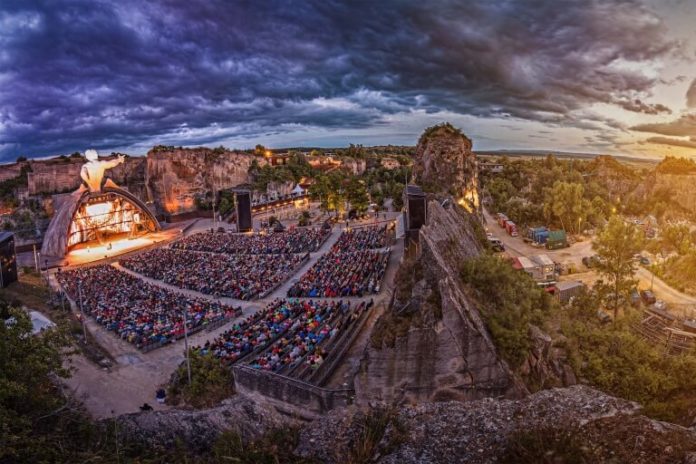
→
(546, 230, 568, 250)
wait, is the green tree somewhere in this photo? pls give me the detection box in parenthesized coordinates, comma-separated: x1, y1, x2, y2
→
(543, 181, 590, 234)
(593, 216, 644, 320)
(254, 144, 266, 156)
(346, 178, 370, 214)
(0, 305, 75, 462)
(661, 223, 692, 256)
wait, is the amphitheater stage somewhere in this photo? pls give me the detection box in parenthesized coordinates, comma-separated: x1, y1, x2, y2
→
(18, 223, 189, 270)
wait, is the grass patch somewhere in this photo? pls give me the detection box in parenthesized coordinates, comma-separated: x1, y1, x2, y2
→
(346, 407, 407, 464)
(211, 427, 310, 464)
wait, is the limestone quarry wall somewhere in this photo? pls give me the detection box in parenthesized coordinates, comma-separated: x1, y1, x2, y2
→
(354, 201, 527, 404)
(632, 172, 696, 219)
(145, 148, 261, 215)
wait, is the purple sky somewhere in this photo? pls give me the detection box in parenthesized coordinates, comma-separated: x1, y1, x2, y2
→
(1, 0, 696, 161)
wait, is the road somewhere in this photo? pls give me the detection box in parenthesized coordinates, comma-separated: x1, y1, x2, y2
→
(482, 208, 592, 269)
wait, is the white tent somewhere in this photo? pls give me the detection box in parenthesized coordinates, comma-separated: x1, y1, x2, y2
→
(291, 184, 305, 196)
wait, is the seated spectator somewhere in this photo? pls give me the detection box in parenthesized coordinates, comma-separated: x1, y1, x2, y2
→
(56, 265, 239, 351)
(171, 227, 330, 255)
(287, 249, 389, 298)
(331, 225, 387, 251)
(120, 248, 307, 300)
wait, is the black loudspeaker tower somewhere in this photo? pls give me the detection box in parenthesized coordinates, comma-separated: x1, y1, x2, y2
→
(0, 232, 17, 288)
(235, 191, 252, 232)
(405, 184, 427, 231)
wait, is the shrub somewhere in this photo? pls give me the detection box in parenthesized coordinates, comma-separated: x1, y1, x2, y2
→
(167, 351, 235, 408)
(459, 254, 554, 367)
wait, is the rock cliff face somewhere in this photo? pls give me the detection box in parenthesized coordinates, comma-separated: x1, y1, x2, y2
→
(413, 123, 477, 202)
(354, 200, 527, 404)
(145, 147, 260, 215)
(631, 171, 696, 220)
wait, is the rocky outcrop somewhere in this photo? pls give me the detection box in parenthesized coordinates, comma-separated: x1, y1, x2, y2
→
(145, 147, 261, 215)
(296, 385, 696, 464)
(354, 200, 527, 404)
(519, 325, 577, 389)
(110, 386, 696, 463)
(630, 171, 696, 220)
(413, 123, 477, 200)
(112, 396, 287, 454)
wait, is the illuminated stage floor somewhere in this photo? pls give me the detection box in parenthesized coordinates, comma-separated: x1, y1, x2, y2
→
(63, 229, 181, 266)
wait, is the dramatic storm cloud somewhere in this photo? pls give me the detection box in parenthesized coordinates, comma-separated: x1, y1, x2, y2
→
(0, 0, 685, 160)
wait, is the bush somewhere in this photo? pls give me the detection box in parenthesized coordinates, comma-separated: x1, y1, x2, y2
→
(167, 351, 235, 408)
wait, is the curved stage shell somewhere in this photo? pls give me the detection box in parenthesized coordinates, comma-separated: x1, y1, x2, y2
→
(41, 186, 160, 258)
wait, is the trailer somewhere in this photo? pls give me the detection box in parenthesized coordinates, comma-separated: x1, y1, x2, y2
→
(546, 230, 568, 249)
(556, 281, 585, 303)
(530, 254, 556, 281)
(527, 226, 549, 244)
(504, 220, 518, 237)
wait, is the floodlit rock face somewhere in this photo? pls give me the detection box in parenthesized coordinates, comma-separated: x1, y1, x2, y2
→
(296, 385, 696, 464)
(145, 147, 260, 215)
(354, 200, 527, 404)
(632, 172, 696, 220)
(413, 123, 477, 200)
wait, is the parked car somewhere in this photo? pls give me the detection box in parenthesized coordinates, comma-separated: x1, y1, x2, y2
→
(487, 237, 505, 252)
(640, 256, 651, 266)
(640, 290, 656, 305)
(630, 288, 641, 307)
(597, 310, 612, 325)
(582, 255, 601, 268)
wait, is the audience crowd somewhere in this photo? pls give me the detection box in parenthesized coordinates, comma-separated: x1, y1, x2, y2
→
(120, 248, 307, 300)
(172, 227, 330, 255)
(56, 265, 238, 350)
(286, 250, 389, 298)
(285, 226, 390, 298)
(196, 298, 371, 376)
(331, 225, 387, 251)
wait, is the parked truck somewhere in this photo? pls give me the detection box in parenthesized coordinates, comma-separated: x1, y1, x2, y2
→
(504, 220, 518, 237)
(527, 226, 549, 245)
(496, 213, 508, 228)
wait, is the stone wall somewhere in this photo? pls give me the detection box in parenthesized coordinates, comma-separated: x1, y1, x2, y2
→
(233, 365, 354, 418)
(0, 162, 25, 183)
